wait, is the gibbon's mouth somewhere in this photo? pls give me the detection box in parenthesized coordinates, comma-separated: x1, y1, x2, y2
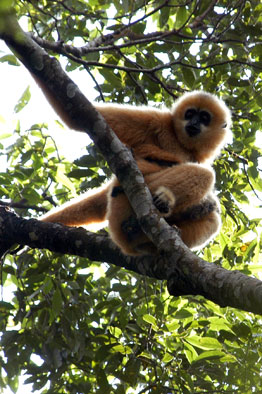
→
(185, 124, 201, 137)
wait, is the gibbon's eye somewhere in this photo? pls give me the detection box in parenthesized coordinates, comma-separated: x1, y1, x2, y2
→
(184, 108, 197, 120)
(199, 110, 211, 126)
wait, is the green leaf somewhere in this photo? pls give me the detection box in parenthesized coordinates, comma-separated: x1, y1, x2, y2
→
(182, 67, 196, 88)
(159, 6, 170, 28)
(0, 301, 14, 311)
(184, 342, 198, 363)
(67, 168, 95, 178)
(247, 165, 262, 192)
(14, 86, 31, 113)
(0, 132, 12, 140)
(185, 336, 222, 350)
(208, 317, 234, 333)
(166, 321, 179, 332)
(219, 231, 231, 250)
(51, 288, 63, 317)
(55, 164, 76, 194)
(108, 326, 122, 338)
(122, 359, 141, 386)
(174, 309, 193, 319)
(74, 154, 99, 167)
(194, 350, 226, 362)
(174, 7, 188, 29)
(7, 375, 19, 394)
(143, 314, 157, 327)
(162, 352, 173, 363)
(0, 54, 20, 66)
(113, 345, 132, 354)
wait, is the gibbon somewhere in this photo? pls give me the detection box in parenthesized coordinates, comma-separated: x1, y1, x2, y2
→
(40, 91, 231, 255)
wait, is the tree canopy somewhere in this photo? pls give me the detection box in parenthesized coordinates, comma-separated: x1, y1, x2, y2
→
(0, 0, 262, 393)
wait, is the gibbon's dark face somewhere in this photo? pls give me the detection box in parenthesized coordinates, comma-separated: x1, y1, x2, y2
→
(184, 108, 212, 137)
(171, 91, 231, 161)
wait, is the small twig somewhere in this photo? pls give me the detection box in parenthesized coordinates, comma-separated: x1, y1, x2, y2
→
(0, 201, 47, 212)
(189, 0, 218, 29)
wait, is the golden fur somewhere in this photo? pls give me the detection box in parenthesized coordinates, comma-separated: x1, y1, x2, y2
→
(40, 91, 231, 255)
(107, 159, 219, 255)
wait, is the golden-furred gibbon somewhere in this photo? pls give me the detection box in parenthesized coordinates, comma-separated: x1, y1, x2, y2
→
(40, 91, 231, 255)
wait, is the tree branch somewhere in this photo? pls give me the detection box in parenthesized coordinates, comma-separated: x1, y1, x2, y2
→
(1, 206, 262, 315)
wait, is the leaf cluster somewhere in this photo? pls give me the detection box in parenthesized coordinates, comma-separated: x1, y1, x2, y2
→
(1, 250, 262, 393)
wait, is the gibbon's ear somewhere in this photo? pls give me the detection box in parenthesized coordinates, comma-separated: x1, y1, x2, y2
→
(171, 91, 232, 162)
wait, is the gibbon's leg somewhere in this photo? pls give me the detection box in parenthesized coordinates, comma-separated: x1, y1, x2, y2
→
(41, 183, 111, 226)
(107, 164, 218, 255)
(167, 193, 221, 248)
(177, 211, 221, 248)
(116, 194, 221, 254)
(145, 163, 215, 213)
(106, 179, 152, 255)
(168, 193, 219, 222)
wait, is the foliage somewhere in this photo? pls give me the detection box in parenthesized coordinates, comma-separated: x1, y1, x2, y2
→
(0, 0, 262, 393)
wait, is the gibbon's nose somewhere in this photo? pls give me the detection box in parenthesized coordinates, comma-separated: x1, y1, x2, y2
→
(185, 114, 201, 136)
(185, 123, 201, 137)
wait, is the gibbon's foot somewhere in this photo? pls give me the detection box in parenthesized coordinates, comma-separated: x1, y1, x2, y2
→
(153, 186, 176, 215)
(111, 185, 124, 198)
(169, 197, 219, 223)
(121, 215, 141, 241)
(180, 198, 219, 221)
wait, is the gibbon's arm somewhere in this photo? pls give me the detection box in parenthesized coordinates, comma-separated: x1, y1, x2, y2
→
(94, 103, 172, 148)
(41, 184, 110, 226)
(34, 76, 173, 151)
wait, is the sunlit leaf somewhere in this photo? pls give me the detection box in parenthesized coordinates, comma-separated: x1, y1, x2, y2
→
(143, 313, 157, 326)
(185, 336, 222, 350)
(14, 86, 31, 113)
(55, 164, 76, 194)
(194, 350, 226, 362)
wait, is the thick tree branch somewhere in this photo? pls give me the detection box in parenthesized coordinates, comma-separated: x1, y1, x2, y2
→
(1, 206, 262, 315)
